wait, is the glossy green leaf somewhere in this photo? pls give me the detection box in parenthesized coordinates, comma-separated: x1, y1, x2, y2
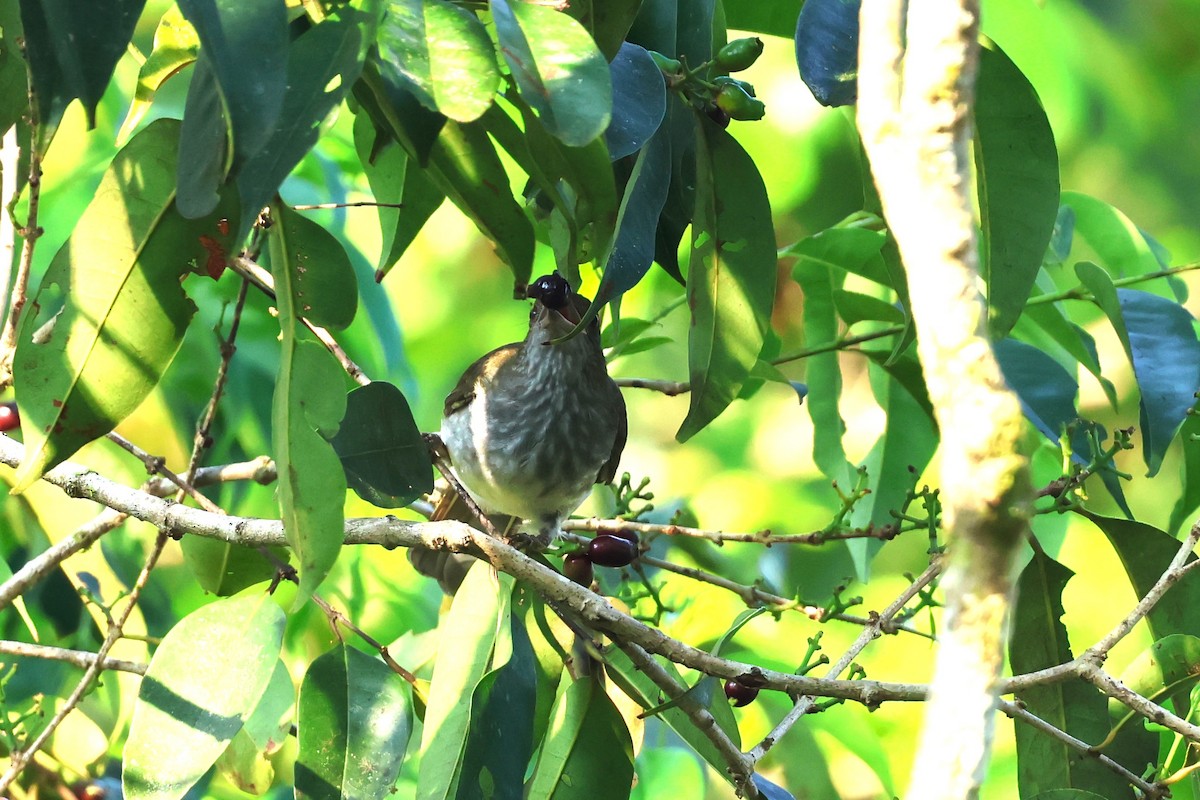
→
(18, 0, 145, 132)
(353, 110, 445, 278)
(1062, 192, 1162, 279)
(1112, 635, 1200, 720)
(793, 260, 852, 483)
(1010, 552, 1130, 799)
(217, 660, 294, 794)
(357, 56, 448, 166)
(234, 1, 377, 239)
(377, 0, 499, 123)
(604, 648, 739, 786)
(426, 120, 535, 284)
(417, 564, 514, 800)
(1169, 414, 1200, 535)
(794, 0, 859, 107)
(848, 362, 937, 576)
(176, 0, 288, 166)
(606, 42, 666, 161)
(332, 381, 432, 508)
(179, 535, 280, 597)
(994, 338, 1079, 445)
(272, 204, 358, 331)
(116, 6, 199, 144)
(595, 125, 670, 306)
(296, 645, 412, 800)
(1118, 288, 1200, 476)
(630, 748, 705, 800)
(782, 225, 891, 287)
(562, 0, 644, 60)
(832, 289, 904, 325)
(491, 0, 612, 147)
(725, 1, 802, 39)
(176, 54, 229, 219)
(527, 677, 634, 800)
(1079, 511, 1200, 640)
(458, 614, 537, 798)
(12, 119, 238, 492)
(1030, 791, 1111, 800)
(1018, 286, 1117, 408)
(123, 593, 286, 800)
(269, 204, 350, 608)
(975, 40, 1060, 337)
(677, 115, 777, 441)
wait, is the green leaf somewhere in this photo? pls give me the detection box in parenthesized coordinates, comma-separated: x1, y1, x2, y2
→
(18, 0, 145, 133)
(974, 40, 1060, 337)
(1079, 511, 1200, 640)
(1118, 289, 1200, 476)
(1017, 286, 1116, 408)
(1062, 192, 1162, 279)
(677, 115, 777, 441)
(724, 1, 801, 39)
(417, 563, 514, 800)
(603, 648, 740, 786)
(792, 260, 852, 483)
(176, 54, 229, 219)
(832, 289, 904, 325)
(234, 1, 377, 239)
(630, 749, 705, 800)
(527, 677, 634, 800)
(782, 225, 891, 287)
(269, 204, 350, 608)
(216, 660, 294, 794)
(562, 0, 644, 61)
(794, 0, 860, 107)
(1169, 414, 1200, 535)
(123, 592, 286, 800)
(332, 381, 432, 508)
(1030, 791, 1112, 800)
(12, 119, 238, 492)
(352, 107, 445, 278)
(426, 120, 535, 284)
(272, 204, 359, 331)
(1010, 552, 1131, 799)
(606, 42, 666, 161)
(377, 0, 500, 123)
(116, 6, 199, 144)
(848, 362, 938, 576)
(179, 535, 280, 597)
(1112, 635, 1200, 721)
(176, 0, 288, 166)
(491, 0, 612, 147)
(296, 645, 412, 800)
(994, 338, 1079, 446)
(356, 56, 448, 166)
(458, 614, 537, 798)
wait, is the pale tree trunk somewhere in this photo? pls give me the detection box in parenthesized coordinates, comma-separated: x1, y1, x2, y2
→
(857, 2, 1034, 798)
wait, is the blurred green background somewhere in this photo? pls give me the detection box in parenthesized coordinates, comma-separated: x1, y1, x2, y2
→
(6, 0, 1200, 796)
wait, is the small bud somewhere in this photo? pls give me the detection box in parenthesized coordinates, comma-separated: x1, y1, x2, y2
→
(715, 37, 764, 73)
(649, 50, 683, 76)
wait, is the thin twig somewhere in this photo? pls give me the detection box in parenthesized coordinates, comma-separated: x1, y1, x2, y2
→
(564, 516, 901, 545)
(997, 699, 1165, 798)
(105, 431, 222, 513)
(230, 255, 370, 386)
(293, 201, 405, 210)
(615, 640, 758, 798)
(0, 108, 41, 390)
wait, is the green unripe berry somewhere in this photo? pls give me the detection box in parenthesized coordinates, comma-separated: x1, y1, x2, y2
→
(649, 50, 683, 76)
(715, 37, 764, 72)
(715, 83, 766, 121)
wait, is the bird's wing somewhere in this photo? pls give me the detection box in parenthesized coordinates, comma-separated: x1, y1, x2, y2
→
(443, 343, 521, 417)
(596, 385, 627, 485)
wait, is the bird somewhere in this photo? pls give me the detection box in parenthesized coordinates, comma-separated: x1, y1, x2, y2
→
(436, 272, 627, 545)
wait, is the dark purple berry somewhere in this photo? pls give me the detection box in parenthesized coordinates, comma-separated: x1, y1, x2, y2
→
(563, 552, 594, 586)
(724, 679, 760, 707)
(607, 529, 640, 547)
(0, 402, 18, 433)
(587, 534, 638, 568)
